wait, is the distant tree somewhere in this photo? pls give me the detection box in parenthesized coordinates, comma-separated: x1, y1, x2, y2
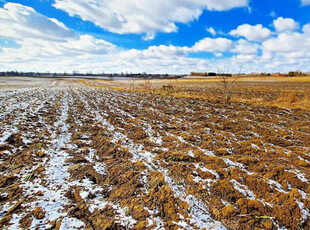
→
(287, 71, 302, 77)
(217, 65, 242, 103)
(208, 72, 217, 76)
(129, 76, 136, 91)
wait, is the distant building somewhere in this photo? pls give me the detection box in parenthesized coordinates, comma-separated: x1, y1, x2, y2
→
(274, 73, 284, 77)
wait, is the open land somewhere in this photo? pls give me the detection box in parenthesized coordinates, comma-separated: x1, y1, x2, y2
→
(0, 76, 309, 229)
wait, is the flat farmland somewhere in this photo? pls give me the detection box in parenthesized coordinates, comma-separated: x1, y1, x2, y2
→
(0, 78, 310, 229)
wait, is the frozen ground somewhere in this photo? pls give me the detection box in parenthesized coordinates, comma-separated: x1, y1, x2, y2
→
(0, 78, 309, 229)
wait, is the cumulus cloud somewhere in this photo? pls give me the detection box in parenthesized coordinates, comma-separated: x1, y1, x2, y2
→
(0, 36, 116, 64)
(108, 38, 238, 73)
(63, 35, 115, 54)
(263, 32, 310, 54)
(0, 3, 215, 74)
(230, 24, 272, 42)
(192, 37, 233, 53)
(232, 39, 260, 54)
(53, 0, 248, 38)
(1, 2, 310, 74)
(302, 23, 310, 34)
(0, 3, 116, 62)
(119, 45, 188, 60)
(231, 54, 257, 64)
(110, 52, 210, 74)
(142, 33, 155, 41)
(0, 3, 76, 41)
(203, 0, 248, 11)
(206, 27, 217, 36)
(0, 43, 211, 74)
(0, 2, 210, 74)
(262, 30, 310, 60)
(273, 17, 299, 32)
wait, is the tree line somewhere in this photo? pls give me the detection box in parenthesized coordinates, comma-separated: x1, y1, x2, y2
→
(0, 71, 185, 79)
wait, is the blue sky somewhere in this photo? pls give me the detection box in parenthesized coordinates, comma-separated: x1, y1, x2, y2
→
(0, 0, 309, 73)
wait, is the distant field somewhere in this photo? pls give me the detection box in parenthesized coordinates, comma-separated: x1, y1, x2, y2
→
(88, 75, 310, 110)
(0, 78, 309, 229)
(131, 75, 310, 84)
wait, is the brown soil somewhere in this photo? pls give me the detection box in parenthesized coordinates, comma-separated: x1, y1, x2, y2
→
(0, 79, 309, 229)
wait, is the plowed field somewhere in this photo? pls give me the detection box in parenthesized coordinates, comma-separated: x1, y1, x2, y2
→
(0, 78, 309, 229)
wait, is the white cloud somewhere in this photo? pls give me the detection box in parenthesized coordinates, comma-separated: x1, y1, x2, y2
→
(192, 37, 233, 52)
(1, 2, 310, 74)
(0, 3, 76, 41)
(63, 35, 115, 54)
(53, 0, 248, 38)
(0, 3, 116, 64)
(111, 51, 210, 74)
(302, 23, 310, 34)
(203, 0, 248, 11)
(273, 17, 299, 32)
(262, 32, 310, 54)
(231, 54, 257, 64)
(301, 0, 310, 5)
(262, 30, 310, 60)
(0, 43, 211, 74)
(0, 35, 116, 63)
(142, 33, 155, 41)
(0, 3, 213, 74)
(206, 27, 216, 36)
(119, 45, 188, 60)
(230, 24, 272, 42)
(232, 39, 260, 54)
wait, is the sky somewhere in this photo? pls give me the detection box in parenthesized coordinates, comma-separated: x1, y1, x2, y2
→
(0, 0, 309, 74)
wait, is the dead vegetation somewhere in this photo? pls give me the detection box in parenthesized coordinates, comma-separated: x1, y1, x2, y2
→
(127, 76, 310, 111)
(0, 78, 309, 229)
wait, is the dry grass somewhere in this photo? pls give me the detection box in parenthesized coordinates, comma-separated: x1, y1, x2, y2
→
(79, 79, 91, 86)
(110, 76, 310, 111)
(77, 76, 310, 110)
(134, 76, 310, 85)
(274, 91, 310, 109)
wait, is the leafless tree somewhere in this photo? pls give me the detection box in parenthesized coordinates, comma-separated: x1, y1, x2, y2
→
(217, 65, 242, 103)
(129, 76, 136, 91)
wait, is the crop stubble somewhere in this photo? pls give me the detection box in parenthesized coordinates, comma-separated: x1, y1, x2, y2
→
(0, 79, 309, 229)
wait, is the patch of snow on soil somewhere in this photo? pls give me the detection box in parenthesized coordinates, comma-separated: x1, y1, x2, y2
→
(11, 90, 80, 229)
(231, 179, 256, 200)
(223, 159, 244, 169)
(162, 169, 226, 229)
(194, 163, 220, 179)
(296, 201, 310, 221)
(59, 217, 85, 230)
(267, 179, 287, 193)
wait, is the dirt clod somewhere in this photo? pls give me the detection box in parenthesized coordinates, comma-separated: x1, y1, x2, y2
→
(33, 207, 46, 219)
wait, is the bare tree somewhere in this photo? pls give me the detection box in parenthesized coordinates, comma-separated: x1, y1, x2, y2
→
(217, 65, 242, 103)
(129, 76, 136, 91)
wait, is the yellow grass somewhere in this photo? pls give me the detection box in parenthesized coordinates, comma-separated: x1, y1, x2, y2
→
(82, 76, 310, 111)
(109, 86, 126, 91)
(130, 76, 310, 85)
(132, 78, 310, 110)
(79, 79, 91, 86)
